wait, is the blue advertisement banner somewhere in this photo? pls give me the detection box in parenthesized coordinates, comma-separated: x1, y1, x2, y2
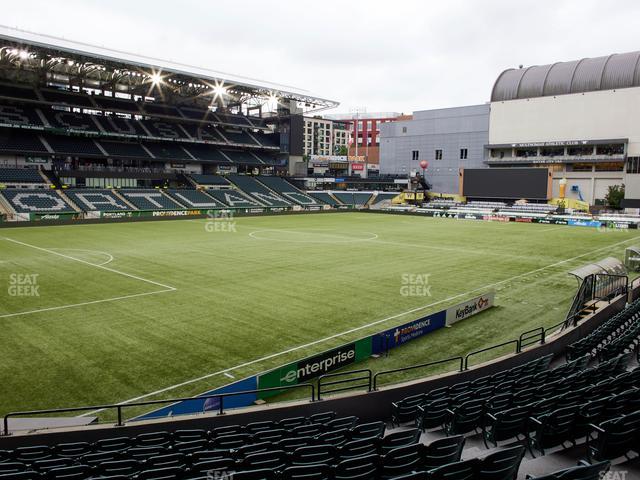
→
(135, 375, 258, 420)
(135, 292, 493, 420)
(568, 219, 602, 228)
(371, 310, 446, 354)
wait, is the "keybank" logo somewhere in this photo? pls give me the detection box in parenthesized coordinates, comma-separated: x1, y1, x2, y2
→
(455, 296, 490, 320)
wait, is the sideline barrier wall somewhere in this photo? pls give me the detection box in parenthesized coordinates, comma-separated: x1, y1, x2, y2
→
(108, 292, 494, 419)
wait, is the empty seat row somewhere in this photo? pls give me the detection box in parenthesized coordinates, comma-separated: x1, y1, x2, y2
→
(392, 354, 555, 425)
(0, 167, 45, 184)
(567, 299, 640, 361)
(0, 435, 468, 480)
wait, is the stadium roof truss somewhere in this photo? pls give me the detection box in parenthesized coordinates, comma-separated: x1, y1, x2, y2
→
(0, 25, 339, 113)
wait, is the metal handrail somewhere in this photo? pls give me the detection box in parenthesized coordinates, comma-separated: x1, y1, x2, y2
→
(317, 369, 372, 400)
(544, 319, 569, 339)
(373, 356, 463, 390)
(464, 340, 520, 370)
(519, 327, 545, 350)
(2, 384, 315, 436)
(4, 275, 619, 435)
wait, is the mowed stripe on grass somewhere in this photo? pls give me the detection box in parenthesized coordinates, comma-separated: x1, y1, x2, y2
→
(0, 213, 638, 416)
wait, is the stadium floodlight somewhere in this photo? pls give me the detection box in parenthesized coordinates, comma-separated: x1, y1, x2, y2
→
(18, 49, 30, 60)
(267, 92, 279, 110)
(150, 71, 163, 85)
(210, 80, 228, 104)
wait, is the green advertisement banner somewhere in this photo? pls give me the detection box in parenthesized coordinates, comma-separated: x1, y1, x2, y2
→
(257, 337, 372, 400)
(31, 212, 81, 221)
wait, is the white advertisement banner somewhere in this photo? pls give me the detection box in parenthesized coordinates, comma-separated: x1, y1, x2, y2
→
(446, 292, 495, 326)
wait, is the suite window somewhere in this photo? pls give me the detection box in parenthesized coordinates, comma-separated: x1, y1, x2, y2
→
(568, 146, 593, 156)
(411, 150, 419, 161)
(596, 144, 624, 156)
(435, 149, 443, 160)
(627, 157, 640, 173)
(402, 127, 407, 133)
(460, 148, 468, 160)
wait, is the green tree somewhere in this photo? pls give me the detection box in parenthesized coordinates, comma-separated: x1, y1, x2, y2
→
(604, 184, 625, 209)
(334, 145, 348, 156)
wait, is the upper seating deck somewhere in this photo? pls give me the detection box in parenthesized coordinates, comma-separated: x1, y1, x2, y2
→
(0, 84, 270, 131)
(40, 88, 95, 108)
(0, 167, 45, 184)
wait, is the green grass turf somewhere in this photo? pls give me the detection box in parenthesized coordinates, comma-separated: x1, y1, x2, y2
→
(0, 212, 638, 419)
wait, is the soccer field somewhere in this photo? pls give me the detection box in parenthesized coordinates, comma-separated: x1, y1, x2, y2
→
(1, 212, 638, 418)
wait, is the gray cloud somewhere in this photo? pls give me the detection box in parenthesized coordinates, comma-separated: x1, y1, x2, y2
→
(4, 0, 640, 114)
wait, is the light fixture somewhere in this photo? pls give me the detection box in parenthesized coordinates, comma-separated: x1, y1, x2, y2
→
(267, 92, 279, 110)
(150, 71, 163, 85)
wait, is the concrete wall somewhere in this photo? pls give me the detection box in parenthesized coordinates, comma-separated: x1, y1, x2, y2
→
(379, 105, 489, 194)
(551, 171, 624, 205)
(490, 87, 640, 155)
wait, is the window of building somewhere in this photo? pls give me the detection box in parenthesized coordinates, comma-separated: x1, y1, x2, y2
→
(568, 146, 593, 156)
(516, 148, 537, 158)
(411, 150, 419, 161)
(596, 144, 625, 156)
(435, 149, 443, 160)
(402, 126, 407, 134)
(459, 148, 468, 160)
(627, 157, 640, 173)
(595, 162, 624, 172)
(540, 147, 564, 157)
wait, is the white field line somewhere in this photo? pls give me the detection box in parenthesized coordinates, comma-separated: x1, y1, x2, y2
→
(1, 238, 176, 319)
(243, 225, 551, 258)
(82, 234, 640, 415)
(0, 290, 172, 319)
(248, 229, 379, 243)
(48, 248, 114, 266)
(3, 238, 176, 291)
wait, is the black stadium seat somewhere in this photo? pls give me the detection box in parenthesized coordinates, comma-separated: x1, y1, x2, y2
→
(332, 454, 380, 480)
(425, 458, 480, 480)
(379, 428, 421, 454)
(0, 128, 47, 153)
(281, 464, 331, 480)
(420, 435, 465, 471)
(525, 460, 610, 480)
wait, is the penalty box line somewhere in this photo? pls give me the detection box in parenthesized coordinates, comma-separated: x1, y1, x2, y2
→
(1, 238, 177, 319)
(83, 234, 640, 416)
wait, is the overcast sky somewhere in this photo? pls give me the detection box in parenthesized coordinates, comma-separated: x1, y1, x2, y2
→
(4, 0, 640, 115)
